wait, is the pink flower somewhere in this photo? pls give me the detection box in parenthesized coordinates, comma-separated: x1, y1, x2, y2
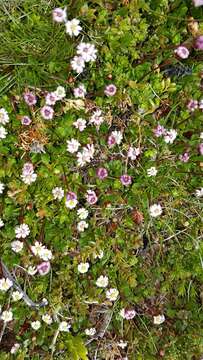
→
(23, 91, 37, 106)
(22, 162, 34, 175)
(45, 92, 58, 106)
(174, 46, 189, 59)
(40, 106, 54, 120)
(187, 99, 198, 112)
(108, 134, 116, 147)
(199, 143, 203, 155)
(120, 174, 132, 186)
(86, 190, 98, 204)
(52, 8, 67, 22)
(37, 261, 51, 276)
(73, 84, 86, 98)
(153, 124, 166, 137)
(193, 0, 203, 7)
(104, 84, 117, 96)
(21, 116, 32, 125)
(179, 152, 189, 162)
(66, 191, 77, 201)
(120, 308, 136, 320)
(97, 168, 108, 180)
(195, 36, 203, 50)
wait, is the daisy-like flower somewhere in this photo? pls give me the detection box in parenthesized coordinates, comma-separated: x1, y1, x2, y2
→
(71, 56, 85, 73)
(73, 118, 87, 132)
(93, 250, 104, 260)
(153, 124, 166, 137)
(76, 42, 97, 62)
(15, 224, 30, 239)
(149, 204, 163, 218)
(37, 261, 51, 276)
(187, 99, 198, 112)
(147, 167, 158, 176)
(97, 167, 108, 180)
(31, 320, 41, 330)
(78, 262, 90, 274)
(10, 343, 20, 354)
(52, 187, 64, 200)
(96, 275, 108, 288)
(27, 265, 38, 276)
(30, 141, 45, 154)
(153, 314, 165, 325)
(31, 241, 46, 256)
(73, 84, 86, 98)
(65, 191, 78, 209)
(65, 19, 82, 37)
(128, 146, 140, 160)
(67, 138, 80, 153)
(77, 208, 89, 220)
(164, 129, 177, 144)
(104, 84, 117, 96)
(196, 188, 203, 197)
(21, 172, 37, 185)
(120, 308, 136, 320)
(40, 106, 54, 120)
(89, 110, 104, 127)
(108, 130, 123, 147)
(106, 288, 119, 301)
(0, 278, 13, 292)
(0, 108, 9, 124)
(174, 46, 189, 59)
(59, 321, 71, 332)
(12, 290, 23, 302)
(42, 314, 52, 325)
(21, 116, 32, 126)
(1, 310, 13, 322)
(77, 220, 88, 232)
(86, 190, 98, 205)
(24, 91, 37, 106)
(52, 7, 67, 23)
(0, 126, 7, 139)
(179, 152, 190, 163)
(45, 92, 58, 106)
(54, 86, 66, 100)
(0, 218, 4, 228)
(11, 240, 23, 253)
(85, 328, 96, 336)
(0, 182, 5, 194)
(117, 340, 127, 349)
(193, 0, 203, 7)
(120, 174, 132, 186)
(22, 162, 34, 175)
(39, 248, 53, 262)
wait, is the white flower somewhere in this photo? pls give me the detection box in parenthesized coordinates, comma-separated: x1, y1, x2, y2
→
(196, 188, 203, 197)
(11, 240, 24, 253)
(0, 182, 5, 194)
(85, 327, 96, 336)
(21, 172, 37, 185)
(65, 199, 78, 209)
(54, 86, 66, 100)
(164, 129, 177, 144)
(200, 132, 203, 139)
(27, 266, 37, 275)
(1, 310, 13, 322)
(39, 248, 53, 261)
(117, 340, 127, 349)
(31, 241, 45, 256)
(0, 108, 9, 125)
(10, 343, 20, 354)
(77, 208, 89, 220)
(42, 314, 52, 325)
(78, 262, 90, 274)
(153, 314, 165, 325)
(112, 130, 123, 145)
(15, 223, 30, 239)
(0, 126, 7, 139)
(147, 167, 157, 177)
(93, 250, 104, 260)
(89, 110, 104, 127)
(76, 144, 95, 167)
(73, 118, 87, 132)
(128, 146, 140, 160)
(59, 321, 71, 332)
(65, 19, 82, 37)
(74, 84, 86, 98)
(77, 42, 97, 62)
(96, 275, 108, 288)
(0, 218, 4, 228)
(0, 278, 13, 292)
(71, 56, 85, 74)
(77, 220, 88, 232)
(149, 204, 163, 218)
(67, 139, 80, 153)
(52, 187, 64, 200)
(31, 320, 41, 330)
(12, 290, 23, 302)
(106, 288, 119, 301)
